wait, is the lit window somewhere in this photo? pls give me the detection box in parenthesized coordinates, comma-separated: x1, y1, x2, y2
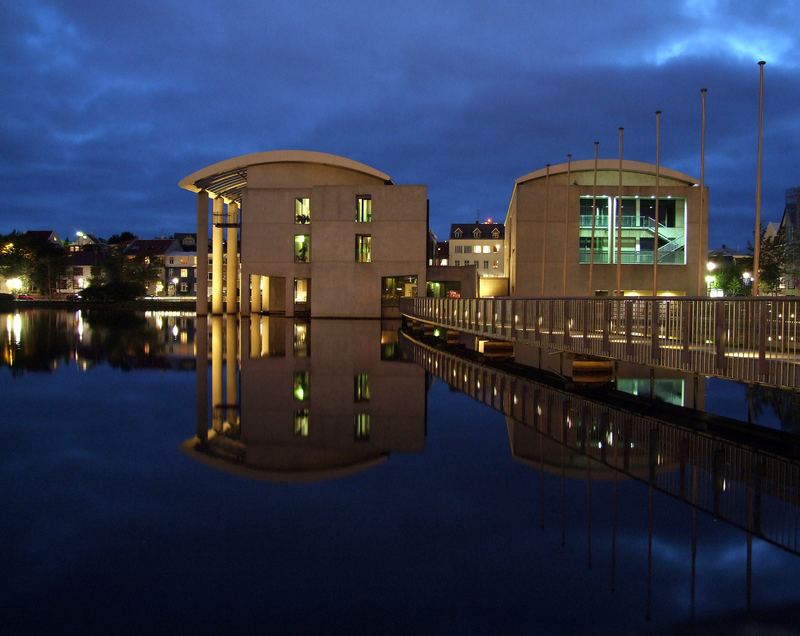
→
(354, 373, 370, 402)
(356, 195, 372, 222)
(355, 235, 372, 263)
(293, 371, 309, 401)
(354, 413, 370, 441)
(294, 235, 310, 263)
(493, 244, 500, 252)
(293, 409, 309, 437)
(180, 282, 188, 292)
(381, 276, 417, 303)
(294, 278, 309, 303)
(294, 323, 309, 357)
(180, 268, 188, 278)
(482, 245, 490, 253)
(295, 197, 310, 224)
(492, 260, 499, 269)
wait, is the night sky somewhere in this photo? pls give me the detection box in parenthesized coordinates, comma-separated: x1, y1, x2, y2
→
(1, 0, 798, 248)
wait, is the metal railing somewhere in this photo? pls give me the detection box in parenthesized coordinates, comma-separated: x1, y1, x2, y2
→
(403, 333, 800, 556)
(400, 296, 800, 390)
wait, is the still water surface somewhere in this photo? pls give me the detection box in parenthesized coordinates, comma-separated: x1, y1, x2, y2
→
(2, 309, 800, 634)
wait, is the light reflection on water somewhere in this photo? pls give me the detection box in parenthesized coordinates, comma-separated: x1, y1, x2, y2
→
(2, 309, 800, 633)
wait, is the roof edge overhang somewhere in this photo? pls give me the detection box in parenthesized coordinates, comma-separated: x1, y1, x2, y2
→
(178, 150, 393, 201)
(515, 159, 699, 187)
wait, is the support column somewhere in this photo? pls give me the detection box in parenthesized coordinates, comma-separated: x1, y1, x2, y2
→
(211, 197, 224, 315)
(226, 201, 239, 314)
(251, 275, 262, 313)
(196, 191, 209, 316)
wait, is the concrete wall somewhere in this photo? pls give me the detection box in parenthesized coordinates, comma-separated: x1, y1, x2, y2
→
(426, 264, 478, 298)
(507, 168, 707, 297)
(240, 161, 427, 318)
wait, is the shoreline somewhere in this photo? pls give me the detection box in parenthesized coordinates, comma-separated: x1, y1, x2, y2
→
(6, 298, 197, 312)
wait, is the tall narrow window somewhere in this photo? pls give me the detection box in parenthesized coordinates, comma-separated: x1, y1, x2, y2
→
(295, 197, 310, 224)
(294, 278, 309, 303)
(355, 235, 372, 263)
(356, 195, 372, 222)
(354, 373, 370, 402)
(294, 235, 310, 263)
(354, 413, 371, 441)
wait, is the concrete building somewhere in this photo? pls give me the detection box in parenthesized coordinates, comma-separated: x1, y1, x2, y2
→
(505, 159, 708, 297)
(179, 150, 428, 318)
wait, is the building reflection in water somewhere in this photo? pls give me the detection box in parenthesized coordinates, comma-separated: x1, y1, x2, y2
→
(184, 316, 427, 483)
(405, 330, 800, 620)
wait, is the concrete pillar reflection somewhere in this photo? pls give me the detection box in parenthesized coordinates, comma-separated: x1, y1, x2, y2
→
(249, 314, 260, 358)
(211, 316, 223, 431)
(226, 201, 239, 314)
(251, 275, 262, 313)
(195, 316, 208, 441)
(211, 197, 224, 314)
(225, 316, 238, 427)
(196, 191, 209, 316)
(260, 315, 269, 355)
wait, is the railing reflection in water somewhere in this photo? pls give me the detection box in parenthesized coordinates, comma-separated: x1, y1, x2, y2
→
(401, 296, 800, 390)
(405, 332, 800, 559)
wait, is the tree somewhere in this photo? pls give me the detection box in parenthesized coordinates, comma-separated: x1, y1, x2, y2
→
(716, 258, 750, 297)
(107, 232, 137, 244)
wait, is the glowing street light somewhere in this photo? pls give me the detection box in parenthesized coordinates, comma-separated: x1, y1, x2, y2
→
(6, 278, 22, 292)
(706, 261, 717, 272)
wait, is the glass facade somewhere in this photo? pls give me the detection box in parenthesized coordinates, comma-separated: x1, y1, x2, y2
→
(579, 196, 686, 265)
(294, 278, 309, 303)
(381, 276, 418, 303)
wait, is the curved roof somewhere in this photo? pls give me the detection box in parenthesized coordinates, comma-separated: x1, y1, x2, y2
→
(515, 159, 698, 186)
(178, 150, 393, 201)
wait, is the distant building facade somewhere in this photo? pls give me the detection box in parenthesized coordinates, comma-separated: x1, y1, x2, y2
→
(449, 222, 505, 278)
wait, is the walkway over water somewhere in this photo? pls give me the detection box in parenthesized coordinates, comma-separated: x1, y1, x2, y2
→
(400, 296, 800, 391)
(403, 332, 800, 560)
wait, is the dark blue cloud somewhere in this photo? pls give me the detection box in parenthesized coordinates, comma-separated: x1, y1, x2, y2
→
(0, 0, 797, 247)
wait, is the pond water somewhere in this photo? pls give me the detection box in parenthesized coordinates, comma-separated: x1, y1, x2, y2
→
(2, 309, 799, 635)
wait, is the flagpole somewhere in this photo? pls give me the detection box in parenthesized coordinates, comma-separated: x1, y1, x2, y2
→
(589, 142, 599, 295)
(616, 127, 623, 296)
(653, 111, 661, 296)
(563, 154, 572, 296)
(699, 88, 707, 296)
(753, 61, 766, 296)
(541, 164, 551, 296)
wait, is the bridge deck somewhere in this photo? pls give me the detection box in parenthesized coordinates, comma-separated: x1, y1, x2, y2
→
(401, 296, 800, 391)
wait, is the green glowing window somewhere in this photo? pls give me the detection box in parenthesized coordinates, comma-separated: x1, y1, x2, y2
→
(293, 409, 309, 437)
(295, 197, 310, 224)
(355, 235, 372, 263)
(354, 373, 370, 402)
(294, 234, 310, 263)
(354, 413, 371, 441)
(356, 195, 372, 222)
(293, 371, 309, 402)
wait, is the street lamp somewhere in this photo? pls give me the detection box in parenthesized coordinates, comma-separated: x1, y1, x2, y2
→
(706, 261, 717, 272)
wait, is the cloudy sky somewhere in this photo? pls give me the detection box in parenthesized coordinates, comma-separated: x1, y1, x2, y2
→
(1, 0, 798, 247)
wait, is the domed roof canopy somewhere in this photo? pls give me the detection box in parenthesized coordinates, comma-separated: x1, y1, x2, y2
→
(179, 150, 393, 202)
(515, 159, 698, 187)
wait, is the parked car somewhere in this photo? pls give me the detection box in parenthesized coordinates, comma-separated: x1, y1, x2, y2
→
(17, 294, 34, 300)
